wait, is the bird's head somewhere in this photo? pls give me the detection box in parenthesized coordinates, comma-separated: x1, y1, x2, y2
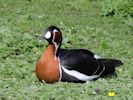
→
(40, 26, 62, 48)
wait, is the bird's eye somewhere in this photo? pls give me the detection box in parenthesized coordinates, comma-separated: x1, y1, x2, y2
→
(45, 31, 51, 39)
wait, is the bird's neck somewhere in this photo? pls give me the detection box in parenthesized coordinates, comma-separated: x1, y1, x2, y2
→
(36, 44, 61, 83)
(44, 44, 58, 57)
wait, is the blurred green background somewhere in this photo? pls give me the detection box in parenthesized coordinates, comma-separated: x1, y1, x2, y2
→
(0, 0, 133, 99)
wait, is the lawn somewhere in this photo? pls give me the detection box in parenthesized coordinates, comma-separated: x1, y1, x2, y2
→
(0, 0, 133, 99)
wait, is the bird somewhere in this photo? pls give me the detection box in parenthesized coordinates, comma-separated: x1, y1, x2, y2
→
(35, 26, 123, 83)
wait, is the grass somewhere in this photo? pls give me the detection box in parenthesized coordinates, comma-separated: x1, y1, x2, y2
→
(0, 0, 133, 99)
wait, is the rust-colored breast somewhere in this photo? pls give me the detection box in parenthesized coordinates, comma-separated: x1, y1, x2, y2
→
(35, 45, 60, 83)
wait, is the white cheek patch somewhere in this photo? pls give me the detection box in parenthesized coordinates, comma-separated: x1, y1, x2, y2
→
(45, 31, 51, 39)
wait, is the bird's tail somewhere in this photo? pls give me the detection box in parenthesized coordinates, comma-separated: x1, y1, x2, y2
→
(98, 58, 123, 68)
(97, 58, 123, 76)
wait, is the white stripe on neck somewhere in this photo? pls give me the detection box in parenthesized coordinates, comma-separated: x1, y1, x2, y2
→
(58, 58, 62, 81)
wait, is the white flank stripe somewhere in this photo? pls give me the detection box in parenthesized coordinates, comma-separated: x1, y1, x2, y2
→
(98, 65, 105, 76)
(93, 65, 100, 75)
(94, 55, 101, 59)
(62, 66, 99, 81)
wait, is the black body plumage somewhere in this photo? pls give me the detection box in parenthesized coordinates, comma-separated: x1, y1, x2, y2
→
(57, 48, 123, 82)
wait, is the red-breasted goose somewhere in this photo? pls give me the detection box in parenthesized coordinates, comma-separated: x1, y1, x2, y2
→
(35, 26, 123, 83)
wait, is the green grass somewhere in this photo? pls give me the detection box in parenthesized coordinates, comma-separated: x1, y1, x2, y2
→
(0, 0, 133, 99)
